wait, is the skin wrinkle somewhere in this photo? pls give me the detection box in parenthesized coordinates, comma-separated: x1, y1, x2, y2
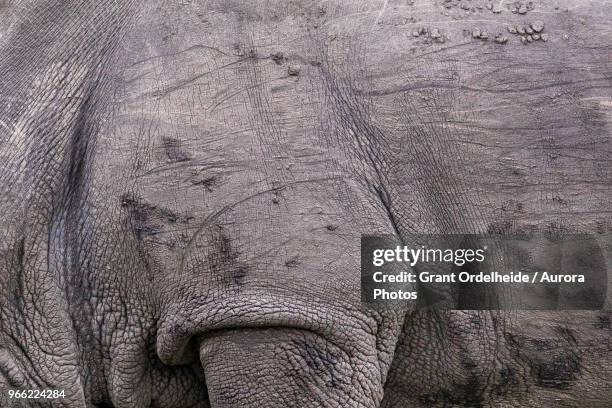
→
(0, 1, 146, 406)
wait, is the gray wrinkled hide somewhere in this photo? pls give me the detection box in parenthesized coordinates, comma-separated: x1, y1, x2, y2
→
(0, 1, 610, 407)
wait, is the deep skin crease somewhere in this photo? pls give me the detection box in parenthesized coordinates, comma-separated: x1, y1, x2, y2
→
(0, 1, 611, 407)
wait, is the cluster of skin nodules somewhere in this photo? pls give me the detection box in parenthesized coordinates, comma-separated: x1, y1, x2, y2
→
(0, 1, 611, 407)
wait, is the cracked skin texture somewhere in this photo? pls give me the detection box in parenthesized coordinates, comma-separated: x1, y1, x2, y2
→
(0, 0, 610, 407)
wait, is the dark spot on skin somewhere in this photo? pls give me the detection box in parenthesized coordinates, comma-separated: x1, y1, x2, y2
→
(506, 330, 583, 390)
(159, 208, 177, 223)
(285, 256, 300, 268)
(531, 354, 581, 389)
(595, 313, 611, 329)
(190, 175, 218, 192)
(9, 237, 26, 308)
(207, 226, 249, 286)
(14, 237, 25, 271)
(461, 357, 478, 369)
(504, 331, 521, 347)
(418, 378, 484, 408)
(162, 136, 191, 162)
(270, 51, 284, 65)
(325, 224, 338, 231)
(287, 65, 301, 76)
(135, 223, 159, 238)
(120, 193, 183, 239)
(120, 193, 159, 239)
(270, 182, 285, 205)
(232, 266, 248, 285)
